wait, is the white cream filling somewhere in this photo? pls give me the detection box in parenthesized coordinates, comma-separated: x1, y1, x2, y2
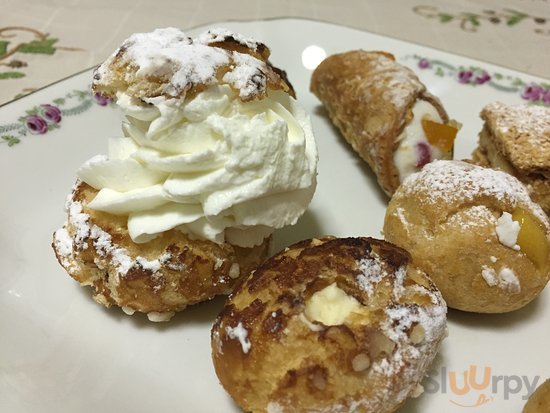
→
(393, 100, 445, 182)
(304, 283, 362, 326)
(77, 84, 318, 247)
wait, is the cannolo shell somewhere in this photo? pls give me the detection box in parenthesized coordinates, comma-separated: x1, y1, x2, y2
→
(310, 50, 449, 196)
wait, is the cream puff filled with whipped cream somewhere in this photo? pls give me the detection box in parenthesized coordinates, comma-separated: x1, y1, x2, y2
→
(52, 27, 318, 320)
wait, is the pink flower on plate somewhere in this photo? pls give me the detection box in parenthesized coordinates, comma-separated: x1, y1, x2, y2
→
(521, 84, 544, 101)
(418, 58, 431, 69)
(41, 104, 62, 123)
(475, 71, 491, 84)
(458, 70, 473, 84)
(93, 92, 112, 106)
(26, 115, 48, 134)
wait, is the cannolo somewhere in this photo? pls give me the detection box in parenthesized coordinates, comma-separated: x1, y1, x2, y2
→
(310, 50, 459, 196)
(473, 102, 550, 215)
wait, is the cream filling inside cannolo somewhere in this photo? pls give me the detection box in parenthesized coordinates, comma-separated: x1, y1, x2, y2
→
(77, 84, 318, 248)
(393, 100, 445, 182)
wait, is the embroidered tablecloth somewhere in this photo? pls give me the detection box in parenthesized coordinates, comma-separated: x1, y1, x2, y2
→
(1, 0, 548, 106)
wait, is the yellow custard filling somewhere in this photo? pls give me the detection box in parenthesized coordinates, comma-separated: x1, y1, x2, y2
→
(512, 208, 549, 269)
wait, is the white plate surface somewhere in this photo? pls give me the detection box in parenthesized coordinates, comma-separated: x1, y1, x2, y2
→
(1, 18, 549, 413)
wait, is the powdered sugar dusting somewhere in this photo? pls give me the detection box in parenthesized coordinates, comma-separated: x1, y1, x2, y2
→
(481, 265, 521, 293)
(53, 227, 80, 273)
(225, 322, 251, 353)
(481, 102, 550, 173)
(368, 56, 424, 110)
(394, 207, 409, 229)
(352, 244, 447, 411)
(222, 53, 267, 98)
(356, 251, 386, 297)
(53, 228, 73, 261)
(136, 256, 161, 274)
(383, 74, 422, 109)
(488, 102, 549, 137)
(400, 160, 547, 223)
(481, 265, 498, 287)
(159, 251, 185, 271)
(447, 205, 495, 230)
(356, 251, 408, 301)
(499, 267, 521, 293)
(197, 27, 262, 50)
(95, 27, 273, 101)
(356, 248, 446, 344)
(69, 201, 90, 249)
(385, 300, 446, 343)
(66, 197, 165, 278)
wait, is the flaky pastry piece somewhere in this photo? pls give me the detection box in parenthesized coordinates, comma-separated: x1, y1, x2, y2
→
(92, 27, 294, 103)
(384, 160, 550, 313)
(472, 102, 550, 214)
(52, 181, 270, 322)
(523, 378, 550, 413)
(311, 50, 457, 196)
(211, 237, 447, 413)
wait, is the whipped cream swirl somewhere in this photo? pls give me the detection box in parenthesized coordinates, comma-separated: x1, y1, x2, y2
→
(77, 85, 317, 247)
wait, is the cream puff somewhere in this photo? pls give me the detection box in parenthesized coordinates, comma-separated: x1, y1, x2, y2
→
(52, 27, 318, 320)
(211, 237, 447, 413)
(384, 160, 550, 313)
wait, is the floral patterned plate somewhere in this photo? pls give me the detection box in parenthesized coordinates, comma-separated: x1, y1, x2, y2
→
(1, 18, 548, 413)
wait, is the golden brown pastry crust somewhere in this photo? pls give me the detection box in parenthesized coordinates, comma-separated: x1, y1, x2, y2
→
(92, 28, 294, 103)
(384, 160, 550, 313)
(480, 102, 550, 175)
(310, 50, 449, 196)
(52, 181, 270, 320)
(523, 379, 550, 413)
(473, 102, 550, 214)
(211, 237, 447, 413)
